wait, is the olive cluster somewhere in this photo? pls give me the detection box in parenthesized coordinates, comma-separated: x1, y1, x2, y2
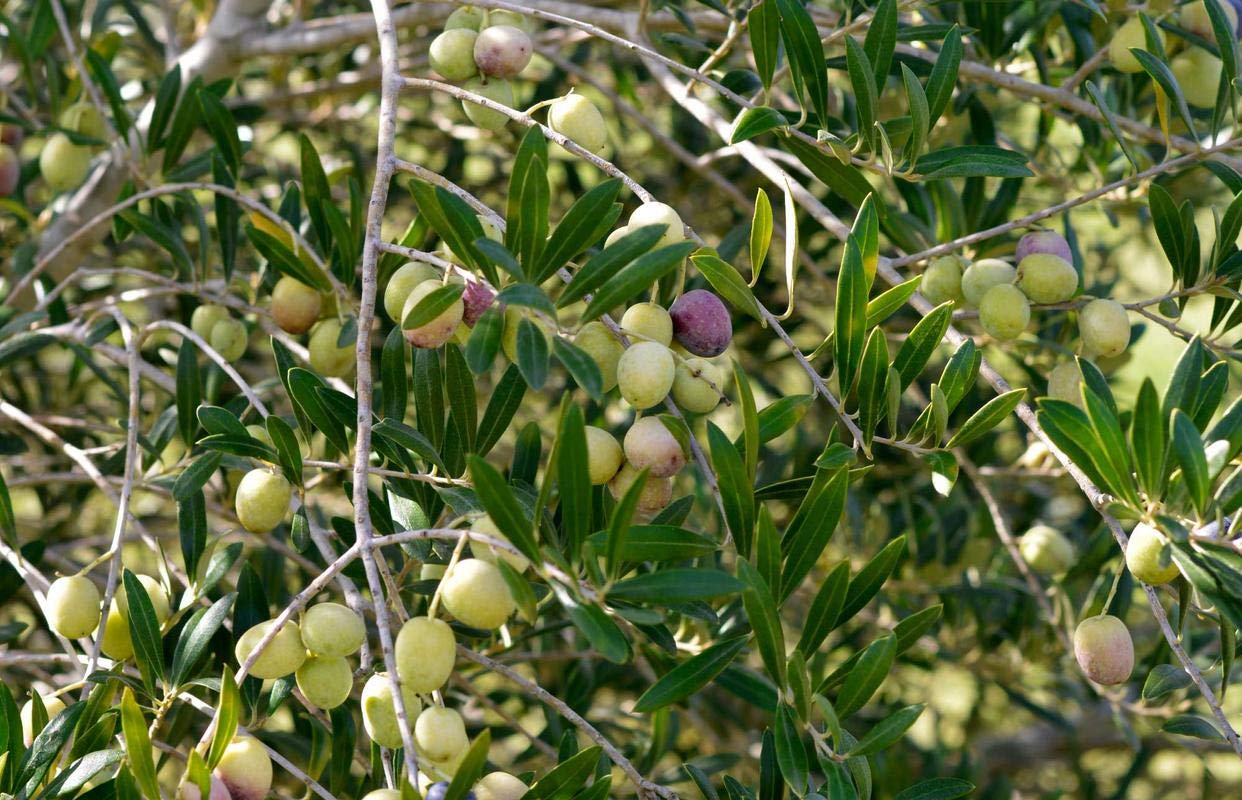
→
(921, 229, 1131, 404)
(194, 271, 352, 382)
(428, 6, 535, 131)
(1110, 2, 1234, 109)
(1017, 517, 1182, 688)
(380, 201, 734, 516)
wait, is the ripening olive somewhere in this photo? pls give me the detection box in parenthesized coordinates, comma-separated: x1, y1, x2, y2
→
(920, 255, 965, 306)
(1018, 524, 1075, 576)
(978, 284, 1030, 340)
(361, 672, 423, 748)
(1073, 615, 1134, 685)
(574, 321, 624, 392)
(1109, 17, 1163, 74)
(301, 602, 366, 658)
(270, 276, 322, 335)
(1079, 298, 1130, 358)
(608, 463, 673, 515)
(470, 514, 530, 573)
(45, 575, 101, 639)
(415, 705, 468, 763)
(669, 290, 732, 357)
(234, 619, 306, 680)
(440, 558, 515, 630)
(394, 616, 456, 692)
(1126, 522, 1180, 585)
(475, 772, 528, 800)
(617, 342, 675, 409)
(628, 203, 685, 250)
(584, 425, 624, 485)
(672, 357, 726, 414)
(1014, 230, 1072, 263)
(548, 93, 608, 154)
(384, 263, 439, 322)
(623, 416, 685, 478)
(20, 694, 66, 746)
(308, 319, 356, 377)
(234, 469, 291, 533)
(430, 29, 480, 82)
(402, 279, 464, 349)
(214, 737, 273, 800)
(960, 258, 1016, 307)
(295, 656, 354, 709)
(1016, 253, 1078, 304)
(620, 302, 673, 346)
(40, 132, 92, 192)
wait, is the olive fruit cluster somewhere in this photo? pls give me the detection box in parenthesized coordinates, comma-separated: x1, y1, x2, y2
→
(39, 99, 106, 193)
(922, 230, 1130, 364)
(1109, 4, 1230, 108)
(428, 7, 534, 130)
(233, 601, 365, 711)
(191, 304, 250, 362)
(382, 257, 497, 350)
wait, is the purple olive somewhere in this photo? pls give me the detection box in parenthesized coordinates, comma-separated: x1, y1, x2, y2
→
(461, 280, 496, 326)
(1014, 230, 1071, 264)
(669, 290, 731, 357)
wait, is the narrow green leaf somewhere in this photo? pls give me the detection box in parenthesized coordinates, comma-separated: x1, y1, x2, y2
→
(507, 128, 550, 272)
(835, 634, 896, 718)
(892, 303, 951, 391)
(206, 667, 240, 769)
(1172, 409, 1211, 515)
(581, 242, 697, 323)
(475, 365, 527, 456)
(537, 178, 622, 282)
(901, 65, 929, 164)
(122, 570, 165, 691)
(925, 25, 962, 127)
(738, 559, 786, 689)
(567, 601, 631, 664)
(749, 0, 780, 90)
(863, 0, 898, 86)
(120, 689, 160, 800)
(557, 225, 667, 308)
(402, 283, 465, 329)
(608, 569, 743, 603)
(635, 637, 746, 712)
(892, 778, 975, 800)
(710, 421, 755, 558)
(945, 388, 1025, 448)
(838, 536, 906, 627)
(847, 704, 924, 756)
(468, 455, 539, 563)
(846, 37, 878, 148)
(557, 404, 591, 560)
(774, 704, 808, 796)
(731, 106, 787, 143)
(835, 237, 868, 394)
